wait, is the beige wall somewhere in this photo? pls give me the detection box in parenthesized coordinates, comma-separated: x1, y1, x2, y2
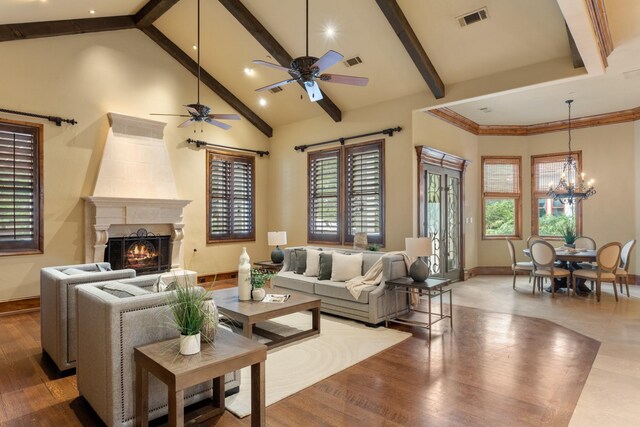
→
(477, 123, 638, 273)
(0, 30, 270, 302)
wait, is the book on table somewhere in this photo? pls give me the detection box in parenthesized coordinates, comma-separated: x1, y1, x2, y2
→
(262, 294, 290, 303)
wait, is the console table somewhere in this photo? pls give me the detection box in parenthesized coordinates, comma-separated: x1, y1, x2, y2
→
(134, 328, 267, 427)
(385, 277, 452, 342)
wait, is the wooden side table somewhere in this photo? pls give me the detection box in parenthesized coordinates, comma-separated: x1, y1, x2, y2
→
(134, 328, 267, 427)
(253, 260, 283, 273)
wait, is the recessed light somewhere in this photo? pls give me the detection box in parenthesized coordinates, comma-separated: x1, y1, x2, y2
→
(89, 10, 96, 15)
(192, 45, 198, 50)
(259, 98, 267, 107)
(244, 67, 254, 76)
(324, 25, 336, 38)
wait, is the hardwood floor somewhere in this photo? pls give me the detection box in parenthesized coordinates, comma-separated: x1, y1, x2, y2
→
(0, 302, 599, 426)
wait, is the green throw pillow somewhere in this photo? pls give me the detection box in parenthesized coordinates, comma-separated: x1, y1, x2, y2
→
(318, 253, 333, 280)
(295, 249, 307, 274)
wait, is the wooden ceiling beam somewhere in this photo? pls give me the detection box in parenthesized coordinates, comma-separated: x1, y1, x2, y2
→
(218, 0, 342, 123)
(375, 0, 444, 99)
(141, 25, 273, 137)
(0, 16, 135, 42)
(135, 0, 181, 28)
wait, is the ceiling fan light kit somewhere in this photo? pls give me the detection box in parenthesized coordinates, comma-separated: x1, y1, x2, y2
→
(252, 0, 369, 102)
(150, 0, 240, 130)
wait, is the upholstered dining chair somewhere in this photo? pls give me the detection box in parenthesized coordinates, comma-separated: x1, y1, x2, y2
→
(572, 242, 622, 302)
(574, 236, 596, 250)
(616, 240, 636, 297)
(506, 239, 535, 292)
(530, 240, 571, 298)
(527, 235, 545, 248)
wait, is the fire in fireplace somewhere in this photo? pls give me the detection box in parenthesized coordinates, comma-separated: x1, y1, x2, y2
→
(105, 229, 171, 275)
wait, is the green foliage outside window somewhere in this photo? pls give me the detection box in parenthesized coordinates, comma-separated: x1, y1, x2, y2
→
(484, 199, 515, 236)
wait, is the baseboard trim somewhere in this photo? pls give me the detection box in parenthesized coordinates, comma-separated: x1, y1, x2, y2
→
(197, 271, 238, 284)
(0, 296, 40, 315)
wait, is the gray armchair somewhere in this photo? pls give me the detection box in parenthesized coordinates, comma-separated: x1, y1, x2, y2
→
(76, 276, 240, 427)
(40, 262, 136, 371)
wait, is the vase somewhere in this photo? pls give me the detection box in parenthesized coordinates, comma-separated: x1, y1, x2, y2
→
(179, 333, 201, 355)
(252, 287, 266, 301)
(238, 247, 251, 301)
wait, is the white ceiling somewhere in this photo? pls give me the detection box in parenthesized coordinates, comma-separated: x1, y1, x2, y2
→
(3, 0, 640, 127)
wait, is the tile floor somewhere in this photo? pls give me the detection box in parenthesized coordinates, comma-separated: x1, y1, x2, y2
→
(452, 275, 640, 427)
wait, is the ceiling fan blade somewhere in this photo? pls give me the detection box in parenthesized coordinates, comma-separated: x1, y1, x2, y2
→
(305, 81, 323, 102)
(209, 113, 241, 120)
(150, 113, 191, 117)
(320, 73, 369, 86)
(312, 50, 344, 73)
(255, 78, 297, 92)
(252, 60, 292, 73)
(178, 119, 194, 128)
(205, 118, 232, 130)
(184, 105, 199, 116)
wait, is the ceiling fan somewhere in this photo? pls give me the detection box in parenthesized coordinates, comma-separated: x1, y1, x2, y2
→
(252, 0, 368, 102)
(151, 0, 240, 130)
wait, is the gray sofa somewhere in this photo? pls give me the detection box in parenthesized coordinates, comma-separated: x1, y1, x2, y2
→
(40, 262, 136, 371)
(76, 275, 240, 427)
(272, 247, 410, 324)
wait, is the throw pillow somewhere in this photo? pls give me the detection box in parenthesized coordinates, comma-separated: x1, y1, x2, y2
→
(304, 249, 323, 277)
(62, 268, 90, 275)
(331, 252, 364, 282)
(102, 282, 152, 298)
(294, 249, 307, 274)
(318, 253, 333, 280)
(288, 250, 298, 271)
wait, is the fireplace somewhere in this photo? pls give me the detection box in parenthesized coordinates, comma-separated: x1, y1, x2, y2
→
(105, 229, 171, 275)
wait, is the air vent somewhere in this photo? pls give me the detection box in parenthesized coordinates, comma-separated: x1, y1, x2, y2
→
(457, 7, 488, 27)
(343, 56, 363, 67)
(269, 86, 283, 94)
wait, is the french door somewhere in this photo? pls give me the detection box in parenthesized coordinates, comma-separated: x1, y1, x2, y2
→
(416, 146, 469, 282)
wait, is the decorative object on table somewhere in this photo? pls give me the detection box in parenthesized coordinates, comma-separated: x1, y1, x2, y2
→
(238, 247, 252, 301)
(353, 232, 368, 250)
(167, 278, 210, 355)
(367, 243, 380, 251)
(200, 299, 219, 342)
(547, 100, 596, 205)
(250, 268, 274, 301)
(561, 219, 577, 247)
(405, 237, 433, 282)
(268, 231, 287, 264)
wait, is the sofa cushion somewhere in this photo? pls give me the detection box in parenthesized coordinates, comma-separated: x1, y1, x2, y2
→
(102, 282, 153, 298)
(331, 252, 363, 282)
(362, 253, 382, 275)
(304, 249, 323, 277)
(295, 249, 307, 274)
(274, 271, 316, 293)
(318, 253, 333, 280)
(314, 280, 375, 304)
(62, 267, 93, 275)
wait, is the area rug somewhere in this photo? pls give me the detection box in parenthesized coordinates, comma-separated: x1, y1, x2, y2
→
(224, 312, 411, 418)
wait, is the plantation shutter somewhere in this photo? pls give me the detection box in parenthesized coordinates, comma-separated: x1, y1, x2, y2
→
(207, 151, 254, 242)
(345, 142, 384, 244)
(0, 121, 42, 254)
(308, 149, 341, 243)
(483, 157, 520, 196)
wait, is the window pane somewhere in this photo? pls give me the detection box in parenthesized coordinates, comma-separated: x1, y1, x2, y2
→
(484, 199, 515, 236)
(537, 198, 574, 237)
(308, 150, 340, 243)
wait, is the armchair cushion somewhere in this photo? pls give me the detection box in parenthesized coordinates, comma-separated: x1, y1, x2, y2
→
(103, 281, 153, 298)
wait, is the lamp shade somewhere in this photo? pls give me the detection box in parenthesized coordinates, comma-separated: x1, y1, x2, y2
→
(268, 231, 287, 246)
(405, 237, 433, 258)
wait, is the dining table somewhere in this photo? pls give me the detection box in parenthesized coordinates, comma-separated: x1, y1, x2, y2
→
(523, 247, 596, 295)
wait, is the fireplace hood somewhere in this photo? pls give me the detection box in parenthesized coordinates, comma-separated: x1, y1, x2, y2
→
(84, 113, 191, 270)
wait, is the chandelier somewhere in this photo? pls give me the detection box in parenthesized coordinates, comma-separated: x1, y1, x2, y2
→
(547, 100, 596, 205)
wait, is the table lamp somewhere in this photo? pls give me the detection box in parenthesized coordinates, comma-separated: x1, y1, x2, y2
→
(268, 231, 287, 264)
(405, 237, 433, 282)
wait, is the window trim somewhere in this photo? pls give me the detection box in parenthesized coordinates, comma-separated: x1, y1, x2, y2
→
(307, 139, 385, 246)
(206, 149, 255, 244)
(481, 156, 522, 240)
(531, 151, 582, 239)
(0, 118, 43, 256)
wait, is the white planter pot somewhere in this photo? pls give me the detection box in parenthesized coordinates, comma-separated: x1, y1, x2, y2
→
(252, 288, 266, 301)
(179, 333, 201, 355)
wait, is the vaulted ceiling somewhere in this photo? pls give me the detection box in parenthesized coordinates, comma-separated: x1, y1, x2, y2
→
(2, 0, 639, 134)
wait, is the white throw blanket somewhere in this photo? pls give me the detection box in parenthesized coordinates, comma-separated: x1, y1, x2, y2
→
(346, 251, 414, 300)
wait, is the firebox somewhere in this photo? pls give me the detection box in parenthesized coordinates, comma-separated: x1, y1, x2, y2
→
(105, 229, 171, 275)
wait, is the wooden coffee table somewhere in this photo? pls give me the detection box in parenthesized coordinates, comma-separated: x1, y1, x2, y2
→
(214, 287, 321, 349)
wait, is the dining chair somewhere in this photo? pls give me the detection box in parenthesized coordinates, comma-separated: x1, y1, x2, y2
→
(506, 239, 535, 292)
(530, 240, 570, 298)
(574, 236, 596, 250)
(527, 235, 544, 248)
(572, 242, 622, 302)
(616, 240, 636, 297)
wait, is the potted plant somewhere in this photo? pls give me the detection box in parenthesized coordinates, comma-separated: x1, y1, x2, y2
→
(167, 280, 212, 355)
(562, 219, 577, 247)
(250, 269, 274, 301)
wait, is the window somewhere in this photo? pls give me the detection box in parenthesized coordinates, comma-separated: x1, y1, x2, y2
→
(531, 152, 581, 238)
(0, 119, 43, 255)
(308, 140, 384, 245)
(481, 156, 521, 239)
(207, 150, 254, 243)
